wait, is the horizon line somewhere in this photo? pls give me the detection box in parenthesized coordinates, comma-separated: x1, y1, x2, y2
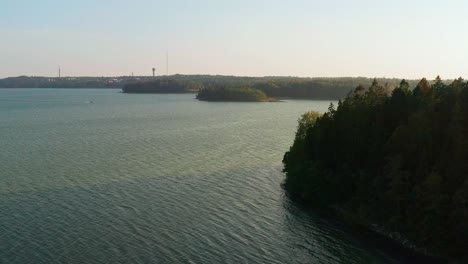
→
(0, 74, 459, 81)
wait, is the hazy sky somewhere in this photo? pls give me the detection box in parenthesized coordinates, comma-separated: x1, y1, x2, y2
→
(1, 0, 467, 78)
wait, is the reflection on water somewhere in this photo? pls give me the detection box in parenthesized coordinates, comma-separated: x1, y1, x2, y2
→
(1, 89, 398, 263)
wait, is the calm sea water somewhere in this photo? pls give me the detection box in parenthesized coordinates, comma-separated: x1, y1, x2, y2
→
(1, 89, 397, 263)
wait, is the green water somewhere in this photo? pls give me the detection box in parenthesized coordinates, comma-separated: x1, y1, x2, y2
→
(0, 89, 397, 263)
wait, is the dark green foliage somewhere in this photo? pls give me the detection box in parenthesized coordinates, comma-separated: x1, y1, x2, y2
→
(251, 79, 355, 99)
(122, 79, 201, 93)
(196, 87, 268, 101)
(283, 77, 468, 260)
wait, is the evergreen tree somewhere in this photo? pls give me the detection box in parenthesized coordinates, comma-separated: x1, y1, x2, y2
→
(283, 78, 468, 261)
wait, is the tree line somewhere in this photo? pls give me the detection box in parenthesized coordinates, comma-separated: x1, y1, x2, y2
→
(283, 77, 467, 261)
(2, 75, 421, 100)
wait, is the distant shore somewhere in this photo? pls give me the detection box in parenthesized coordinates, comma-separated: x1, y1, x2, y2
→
(0, 75, 428, 100)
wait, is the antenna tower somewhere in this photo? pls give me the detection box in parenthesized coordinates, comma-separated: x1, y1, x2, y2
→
(166, 52, 169, 76)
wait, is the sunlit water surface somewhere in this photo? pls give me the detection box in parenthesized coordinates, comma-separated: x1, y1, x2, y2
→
(0, 89, 398, 263)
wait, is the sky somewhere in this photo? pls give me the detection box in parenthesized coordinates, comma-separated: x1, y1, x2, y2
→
(1, 0, 467, 79)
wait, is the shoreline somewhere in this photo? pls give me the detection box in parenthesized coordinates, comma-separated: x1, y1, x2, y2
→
(283, 188, 450, 264)
(196, 98, 281, 102)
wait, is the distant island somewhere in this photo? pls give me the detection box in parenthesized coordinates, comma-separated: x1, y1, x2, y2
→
(122, 79, 201, 94)
(196, 87, 277, 102)
(283, 77, 468, 262)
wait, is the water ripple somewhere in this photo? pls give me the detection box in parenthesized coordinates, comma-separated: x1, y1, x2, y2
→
(0, 89, 397, 263)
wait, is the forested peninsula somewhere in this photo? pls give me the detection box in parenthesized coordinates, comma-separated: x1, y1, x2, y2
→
(283, 77, 468, 262)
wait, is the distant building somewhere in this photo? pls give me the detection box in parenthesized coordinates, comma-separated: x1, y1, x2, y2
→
(107, 79, 120, 84)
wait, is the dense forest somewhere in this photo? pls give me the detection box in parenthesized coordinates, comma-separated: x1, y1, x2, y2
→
(196, 87, 270, 102)
(283, 77, 468, 261)
(122, 79, 201, 93)
(250, 78, 402, 99)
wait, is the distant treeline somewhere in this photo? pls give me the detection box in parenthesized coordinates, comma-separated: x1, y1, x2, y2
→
(283, 77, 468, 261)
(1, 75, 425, 100)
(122, 80, 201, 93)
(194, 76, 421, 100)
(196, 87, 268, 101)
(251, 79, 364, 99)
(0, 76, 127, 88)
